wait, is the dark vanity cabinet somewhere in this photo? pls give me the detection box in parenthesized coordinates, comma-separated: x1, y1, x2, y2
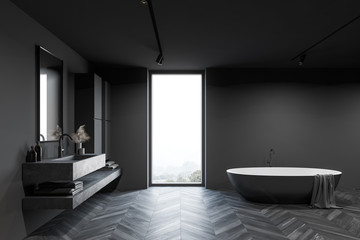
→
(75, 73, 103, 155)
(103, 80, 111, 160)
(75, 73, 112, 159)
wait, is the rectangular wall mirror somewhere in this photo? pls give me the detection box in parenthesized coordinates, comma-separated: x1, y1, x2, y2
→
(36, 46, 63, 142)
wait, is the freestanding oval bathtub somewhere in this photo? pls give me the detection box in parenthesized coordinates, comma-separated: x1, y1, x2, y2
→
(227, 167, 342, 204)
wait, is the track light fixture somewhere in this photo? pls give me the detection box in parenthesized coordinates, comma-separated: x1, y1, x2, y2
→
(156, 53, 164, 65)
(298, 54, 306, 66)
(141, 0, 164, 65)
(291, 14, 360, 65)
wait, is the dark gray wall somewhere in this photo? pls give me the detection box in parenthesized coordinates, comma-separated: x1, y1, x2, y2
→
(97, 67, 148, 191)
(206, 68, 360, 190)
(0, 1, 88, 239)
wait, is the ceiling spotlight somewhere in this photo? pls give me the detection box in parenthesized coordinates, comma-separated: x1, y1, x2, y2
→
(156, 53, 164, 65)
(143, 0, 164, 66)
(298, 54, 306, 66)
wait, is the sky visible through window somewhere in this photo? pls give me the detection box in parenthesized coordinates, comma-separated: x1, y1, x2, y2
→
(151, 74, 202, 184)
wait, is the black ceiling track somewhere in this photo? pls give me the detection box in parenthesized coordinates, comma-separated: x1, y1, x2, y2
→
(291, 14, 360, 62)
(146, 0, 164, 65)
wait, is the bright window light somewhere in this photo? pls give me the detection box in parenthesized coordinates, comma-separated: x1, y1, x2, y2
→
(40, 74, 47, 141)
(151, 74, 202, 184)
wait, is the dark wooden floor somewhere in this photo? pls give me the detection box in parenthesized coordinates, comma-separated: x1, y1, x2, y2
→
(25, 187, 360, 240)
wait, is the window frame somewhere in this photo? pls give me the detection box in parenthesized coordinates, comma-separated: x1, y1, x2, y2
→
(149, 70, 205, 187)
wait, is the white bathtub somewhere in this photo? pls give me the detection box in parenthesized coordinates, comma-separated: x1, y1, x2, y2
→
(227, 167, 342, 204)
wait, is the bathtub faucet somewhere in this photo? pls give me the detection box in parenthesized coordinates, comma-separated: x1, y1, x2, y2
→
(267, 148, 275, 167)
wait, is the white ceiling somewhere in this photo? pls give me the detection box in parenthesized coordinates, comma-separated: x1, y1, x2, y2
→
(11, 0, 360, 69)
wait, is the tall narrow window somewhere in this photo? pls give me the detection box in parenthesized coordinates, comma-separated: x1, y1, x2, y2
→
(151, 74, 203, 184)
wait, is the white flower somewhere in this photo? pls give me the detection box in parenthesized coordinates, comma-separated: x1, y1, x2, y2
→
(71, 125, 90, 143)
(52, 124, 63, 139)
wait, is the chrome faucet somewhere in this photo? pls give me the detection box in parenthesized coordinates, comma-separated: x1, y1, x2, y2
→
(267, 148, 275, 167)
(40, 134, 45, 141)
(58, 134, 73, 158)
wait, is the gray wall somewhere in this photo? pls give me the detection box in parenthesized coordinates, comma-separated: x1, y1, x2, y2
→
(0, 1, 88, 239)
(206, 68, 360, 190)
(97, 68, 148, 191)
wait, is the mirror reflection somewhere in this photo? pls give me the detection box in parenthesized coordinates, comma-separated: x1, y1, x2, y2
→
(37, 46, 63, 141)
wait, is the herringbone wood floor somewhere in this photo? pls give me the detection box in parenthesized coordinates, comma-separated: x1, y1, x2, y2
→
(26, 187, 360, 240)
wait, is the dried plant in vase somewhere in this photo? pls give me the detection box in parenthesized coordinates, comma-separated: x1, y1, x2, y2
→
(71, 125, 90, 154)
(52, 124, 63, 140)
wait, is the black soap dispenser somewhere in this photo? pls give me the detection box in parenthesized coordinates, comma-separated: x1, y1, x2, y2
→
(29, 146, 37, 162)
(35, 141, 42, 161)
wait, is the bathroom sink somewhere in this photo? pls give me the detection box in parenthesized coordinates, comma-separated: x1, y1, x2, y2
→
(23, 154, 106, 184)
(41, 154, 100, 162)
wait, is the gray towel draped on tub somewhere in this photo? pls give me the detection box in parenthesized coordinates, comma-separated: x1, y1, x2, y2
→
(310, 174, 341, 209)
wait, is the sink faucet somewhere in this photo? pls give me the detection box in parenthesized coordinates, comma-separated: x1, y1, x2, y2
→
(267, 148, 275, 167)
(58, 134, 73, 158)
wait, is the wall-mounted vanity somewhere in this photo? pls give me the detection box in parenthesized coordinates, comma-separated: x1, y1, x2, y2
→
(22, 154, 121, 209)
(22, 46, 121, 210)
